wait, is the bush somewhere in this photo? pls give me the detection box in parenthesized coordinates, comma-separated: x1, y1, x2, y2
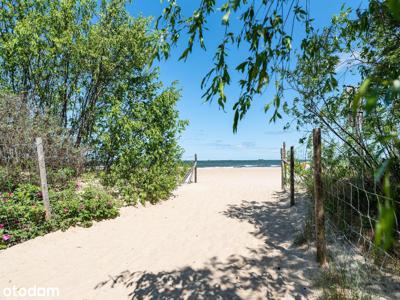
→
(51, 186, 119, 230)
(0, 93, 85, 191)
(0, 184, 49, 248)
(0, 183, 119, 249)
(96, 86, 187, 205)
(0, 166, 14, 192)
(47, 167, 77, 189)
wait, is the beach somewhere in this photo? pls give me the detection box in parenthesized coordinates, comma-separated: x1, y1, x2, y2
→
(0, 167, 319, 299)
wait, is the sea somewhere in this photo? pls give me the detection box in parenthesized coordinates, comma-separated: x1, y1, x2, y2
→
(192, 160, 281, 168)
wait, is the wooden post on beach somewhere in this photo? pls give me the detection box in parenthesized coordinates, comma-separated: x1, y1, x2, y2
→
(36, 137, 52, 220)
(313, 128, 327, 266)
(281, 148, 284, 190)
(283, 142, 286, 185)
(194, 154, 198, 183)
(290, 146, 295, 206)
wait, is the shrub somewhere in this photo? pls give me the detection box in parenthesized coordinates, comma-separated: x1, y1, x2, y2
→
(0, 93, 85, 191)
(51, 186, 119, 230)
(0, 183, 119, 249)
(96, 86, 187, 205)
(47, 167, 78, 189)
(0, 166, 14, 192)
(0, 184, 49, 248)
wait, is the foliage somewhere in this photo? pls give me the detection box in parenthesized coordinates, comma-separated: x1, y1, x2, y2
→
(0, 93, 84, 191)
(94, 84, 187, 205)
(156, 0, 312, 131)
(0, 1, 187, 206)
(338, 1, 400, 249)
(0, 184, 49, 249)
(0, 0, 161, 146)
(0, 183, 119, 249)
(0, 166, 14, 192)
(156, 1, 399, 130)
(47, 167, 78, 189)
(293, 202, 314, 247)
(51, 185, 119, 230)
(314, 262, 367, 300)
(285, 0, 400, 250)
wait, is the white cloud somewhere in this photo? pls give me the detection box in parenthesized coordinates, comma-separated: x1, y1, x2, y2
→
(207, 140, 255, 150)
(335, 51, 361, 73)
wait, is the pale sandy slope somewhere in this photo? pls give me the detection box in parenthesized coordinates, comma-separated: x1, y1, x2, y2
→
(0, 168, 319, 299)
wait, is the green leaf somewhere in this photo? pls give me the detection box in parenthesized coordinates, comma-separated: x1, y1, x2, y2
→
(374, 159, 391, 184)
(353, 78, 371, 117)
(375, 200, 395, 250)
(386, 0, 400, 21)
(264, 102, 271, 113)
(222, 10, 231, 25)
(179, 47, 191, 61)
(218, 79, 225, 99)
(233, 109, 239, 133)
(231, 0, 241, 10)
(365, 92, 378, 114)
(236, 61, 248, 72)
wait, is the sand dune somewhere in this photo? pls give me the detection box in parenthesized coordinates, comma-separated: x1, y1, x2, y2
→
(0, 168, 319, 299)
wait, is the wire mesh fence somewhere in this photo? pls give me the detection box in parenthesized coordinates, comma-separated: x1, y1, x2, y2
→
(0, 142, 48, 248)
(0, 138, 119, 250)
(1, 138, 196, 250)
(0, 143, 40, 189)
(293, 144, 311, 185)
(282, 130, 400, 273)
(324, 178, 400, 271)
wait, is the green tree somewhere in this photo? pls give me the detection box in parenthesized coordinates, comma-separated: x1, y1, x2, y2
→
(0, 0, 161, 145)
(0, 0, 187, 204)
(286, 0, 400, 250)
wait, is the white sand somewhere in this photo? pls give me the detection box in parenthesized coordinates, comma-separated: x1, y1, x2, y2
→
(0, 168, 319, 299)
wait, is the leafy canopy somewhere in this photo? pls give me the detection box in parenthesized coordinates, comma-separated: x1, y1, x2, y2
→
(0, 0, 161, 145)
(156, 0, 310, 132)
(0, 0, 187, 204)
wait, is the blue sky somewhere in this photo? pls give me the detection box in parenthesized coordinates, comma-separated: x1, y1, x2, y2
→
(128, 0, 365, 160)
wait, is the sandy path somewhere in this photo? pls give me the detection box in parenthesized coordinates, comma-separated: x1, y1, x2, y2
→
(0, 168, 319, 299)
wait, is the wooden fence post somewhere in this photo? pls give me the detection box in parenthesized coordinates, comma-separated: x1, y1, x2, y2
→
(283, 142, 286, 185)
(290, 146, 295, 206)
(281, 148, 284, 190)
(36, 137, 52, 220)
(313, 128, 327, 266)
(194, 154, 198, 183)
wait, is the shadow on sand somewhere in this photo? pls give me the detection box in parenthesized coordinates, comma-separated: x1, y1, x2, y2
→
(94, 191, 318, 299)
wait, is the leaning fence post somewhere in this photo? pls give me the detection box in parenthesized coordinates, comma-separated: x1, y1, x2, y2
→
(36, 137, 52, 220)
(313, 128, 327, 266)
(290, 146, 295, 206)
(194, 154, 198, 183)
